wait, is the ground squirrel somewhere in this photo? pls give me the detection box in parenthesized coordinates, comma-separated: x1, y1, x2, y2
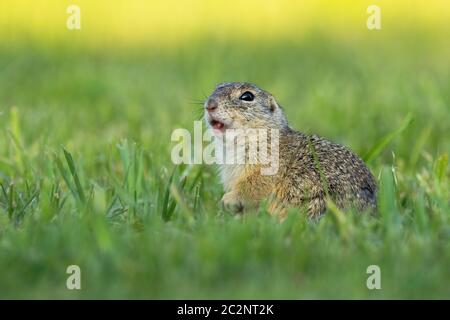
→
(204, 82, 377, 218)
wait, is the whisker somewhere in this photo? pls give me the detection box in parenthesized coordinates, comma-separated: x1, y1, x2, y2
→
(192, 107, 205, 122)
(196, 113, 205, 121)
(191, 94, 208, 121)
(201, 90, 208, 100)
(189, 98, 206, 103)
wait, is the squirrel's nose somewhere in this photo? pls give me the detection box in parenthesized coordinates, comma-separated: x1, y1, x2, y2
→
(205, 99, 218, 112)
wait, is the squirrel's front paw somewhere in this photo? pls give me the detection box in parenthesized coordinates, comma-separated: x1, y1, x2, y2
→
(221, 192, 244, 214)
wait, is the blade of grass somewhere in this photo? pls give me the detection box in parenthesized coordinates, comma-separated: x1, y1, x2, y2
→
(8, 183, 14, 220)
(364, 113, 414, 163)
(433, 153, 448, 182)
(379, 167, 401, 239)
(63, 148, 86, 204)
(161, 166, 176, 221)
(326, 199, 354, 241)
(16, 190, 39, 220)
(54, 153, 77, 200)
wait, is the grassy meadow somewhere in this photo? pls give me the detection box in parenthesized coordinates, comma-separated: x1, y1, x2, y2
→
(0, 1, 449, 299)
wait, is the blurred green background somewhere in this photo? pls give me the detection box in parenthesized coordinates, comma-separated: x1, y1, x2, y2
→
(0, 0, 449, 298)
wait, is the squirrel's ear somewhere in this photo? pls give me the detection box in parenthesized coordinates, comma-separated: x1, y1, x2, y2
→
(269, 96, 279, 112)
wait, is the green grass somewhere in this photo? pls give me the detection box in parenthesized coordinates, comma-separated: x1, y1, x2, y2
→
(0, 34, 449, 299)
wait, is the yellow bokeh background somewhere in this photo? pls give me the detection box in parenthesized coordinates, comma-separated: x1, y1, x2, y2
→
(1, 0, 450, 47)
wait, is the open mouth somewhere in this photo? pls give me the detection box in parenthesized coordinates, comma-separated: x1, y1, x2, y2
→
(209, 119, 226, 132)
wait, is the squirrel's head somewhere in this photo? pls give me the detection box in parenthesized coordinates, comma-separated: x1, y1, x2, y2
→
(204, 82, 288, 134)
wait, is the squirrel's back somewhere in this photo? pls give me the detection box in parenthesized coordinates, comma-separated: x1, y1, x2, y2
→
(277, 129, 377, 215)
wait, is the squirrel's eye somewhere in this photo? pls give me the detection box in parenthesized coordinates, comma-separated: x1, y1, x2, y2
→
(239, 91, 255, 101)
